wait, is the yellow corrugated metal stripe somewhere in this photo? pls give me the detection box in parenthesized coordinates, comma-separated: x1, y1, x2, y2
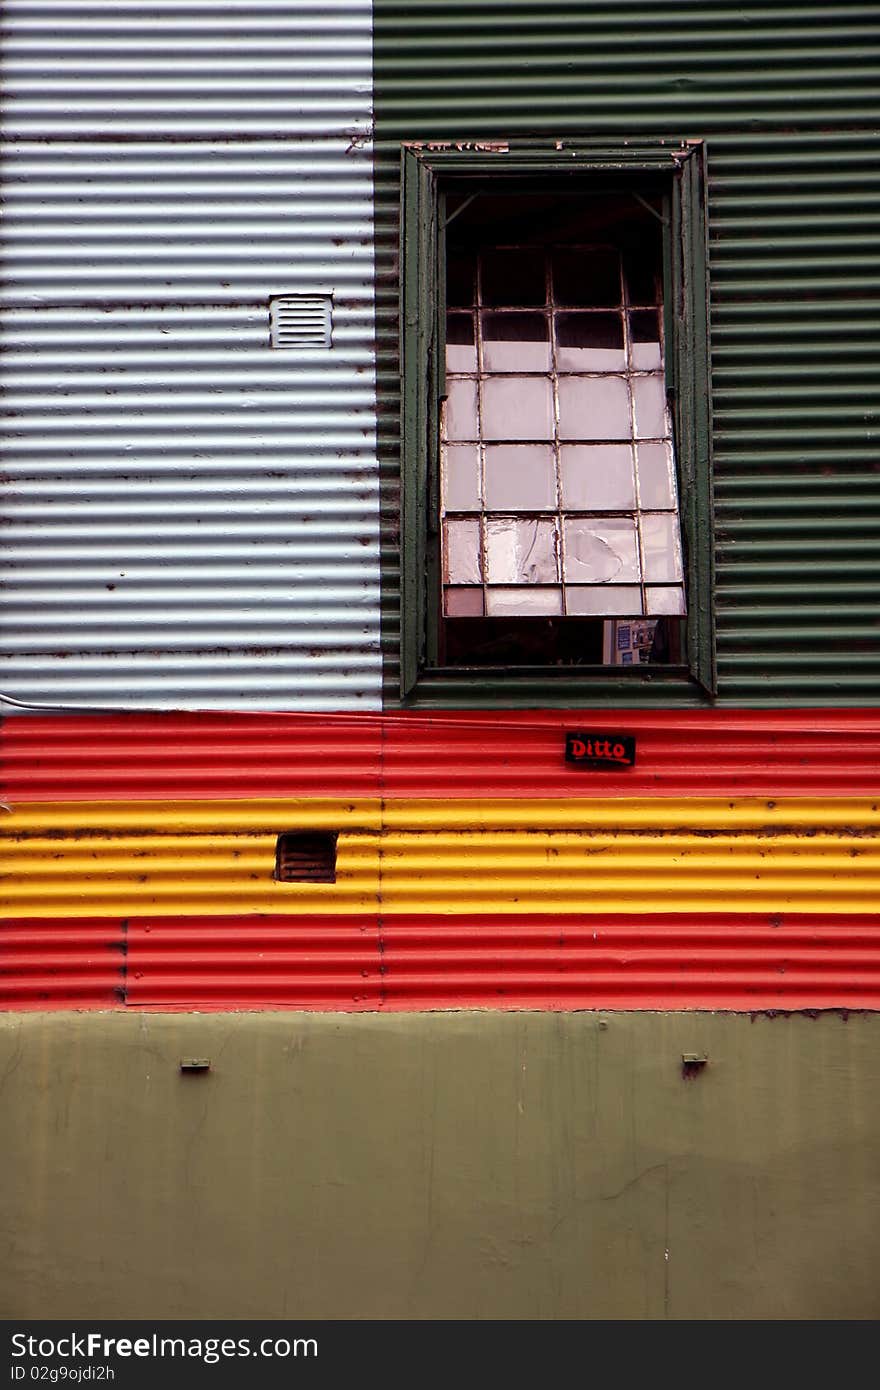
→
(3, 798, 879, 917)
(6, 796, 880, 832)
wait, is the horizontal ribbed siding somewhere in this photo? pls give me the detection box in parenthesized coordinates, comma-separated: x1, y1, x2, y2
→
(1, 0, 374, 138)
(0, 5, 380, 711)
(6, 915, 880, 1011)
(97, 912, 880, 1012)
(0, 144, 377, 304)
(3, 709, 880, 799)
(4, 710, 878, 1008)
(373, 3, 880, 705)
(4, 810, 878, 918)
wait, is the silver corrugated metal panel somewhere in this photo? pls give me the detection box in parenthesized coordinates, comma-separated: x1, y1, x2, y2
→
(0, 3, 380, 711)
(0, 143, 377, 305)
(1, 0, 373, 138)
(373, 2, 880, 707)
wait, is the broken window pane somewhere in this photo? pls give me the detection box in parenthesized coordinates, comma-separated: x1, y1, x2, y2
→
(484, 444, 556, 510)
(556, 312, 626, 371)
(563, 516, 640, 584)
(482, 376, 554, 441)
(485, 517, 559, 584)
(482, 312, 550, 372)
(560, 444, 635, 510)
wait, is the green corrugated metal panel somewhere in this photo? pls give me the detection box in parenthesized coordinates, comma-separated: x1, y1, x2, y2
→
(373, 2, 880, 707)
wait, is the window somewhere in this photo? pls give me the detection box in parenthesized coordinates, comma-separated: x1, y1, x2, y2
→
(400, 141, 713, 699)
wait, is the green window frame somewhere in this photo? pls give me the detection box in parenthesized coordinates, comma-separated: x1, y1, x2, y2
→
(399, 138, 714, 701)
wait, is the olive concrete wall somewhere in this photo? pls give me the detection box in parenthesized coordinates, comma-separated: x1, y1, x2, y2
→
(2, 1011, 878, 1319)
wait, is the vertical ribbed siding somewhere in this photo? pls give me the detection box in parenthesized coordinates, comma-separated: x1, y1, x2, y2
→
(373, 2, 880, 706)
(0, 1, 380, 711)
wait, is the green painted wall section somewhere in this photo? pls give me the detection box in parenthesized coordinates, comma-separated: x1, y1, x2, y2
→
(3, 1010, 879, 1319)
(373, 1, 880, 706)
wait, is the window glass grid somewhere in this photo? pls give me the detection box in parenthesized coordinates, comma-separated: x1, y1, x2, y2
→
(441, 243, 686, 619)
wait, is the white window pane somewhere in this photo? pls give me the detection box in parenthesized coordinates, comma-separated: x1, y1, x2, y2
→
(485, 517, 559, 584)
(558, 375, 631, 441)
(482, 312, 550, 372)
(486, 587, 562, 616)
(646, 586, 687, 616)
(565, 585, 644, 616)
(483, 377, 554, 441)
(563, 516, 640, 583)
(642, 512, 684, 582)
(560, 444, 635, 509)
(443, 379, 479, 442)
(484, 445, 556, 510)
(556, 312, 626, 371)
(443, 444, 481, 511)
(444, 517, 482, 584)
(636, 442, 676, 509)
(445, 587, 485, 617)
(446, 343, 478, 372)
(632, 374, 669, 438)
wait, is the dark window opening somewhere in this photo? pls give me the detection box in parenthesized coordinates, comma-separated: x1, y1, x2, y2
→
(442, 613, 682, 668)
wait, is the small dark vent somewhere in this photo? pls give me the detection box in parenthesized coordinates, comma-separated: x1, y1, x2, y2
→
(274, 831, 337, 883)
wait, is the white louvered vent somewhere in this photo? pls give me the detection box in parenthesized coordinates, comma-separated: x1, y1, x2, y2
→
(269, 293, 333, 349)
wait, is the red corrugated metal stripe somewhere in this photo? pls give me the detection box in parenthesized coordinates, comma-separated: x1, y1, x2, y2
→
(0, 918, 126, 1008)
(1, 713, 383, 802)
(5, 914, 880, 1012)
(3, 709, 880, 800)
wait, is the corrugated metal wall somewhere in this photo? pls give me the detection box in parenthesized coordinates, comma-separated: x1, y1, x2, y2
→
(2, 3, 879, 1012)
(3, 5, 880, 1326)
(3, 2, 876, 708)
(373, 1, 880, 705)
(4, 709, 879, 1010)
(0, 0, 381, 711)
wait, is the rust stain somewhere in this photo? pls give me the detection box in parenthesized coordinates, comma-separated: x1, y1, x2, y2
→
(408, 139, 509, 154)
